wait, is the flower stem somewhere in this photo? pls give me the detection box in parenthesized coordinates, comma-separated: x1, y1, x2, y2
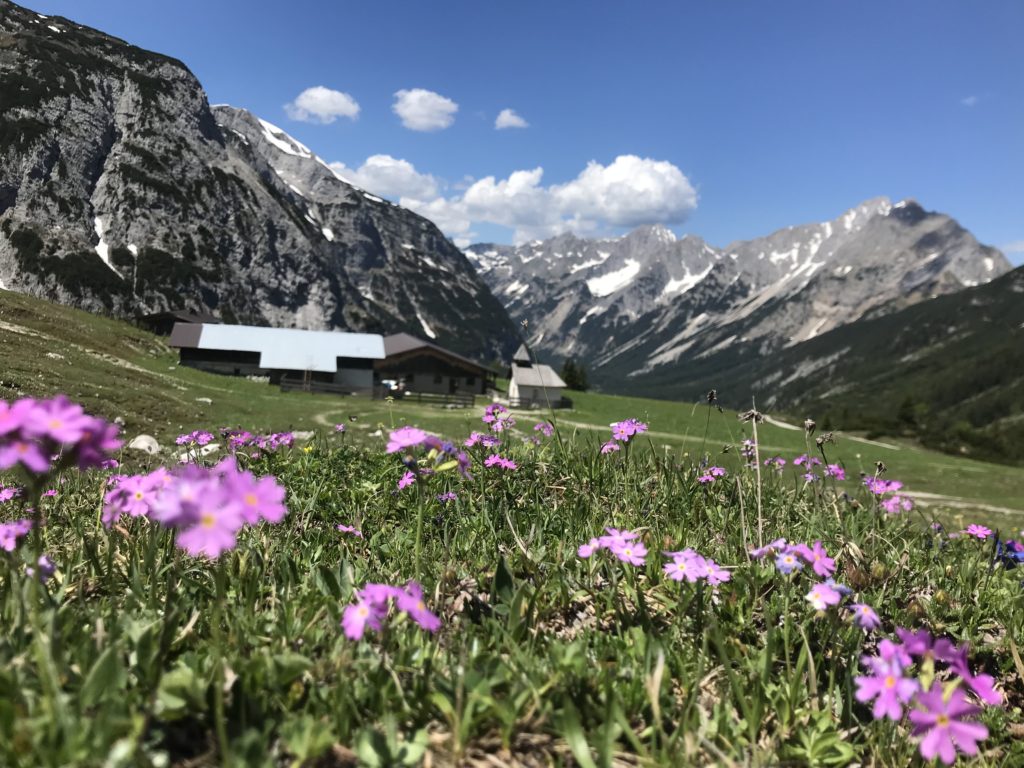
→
(212, 561, 231, 764)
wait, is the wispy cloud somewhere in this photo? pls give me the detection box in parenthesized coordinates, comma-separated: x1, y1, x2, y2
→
(284, 86, 360, 124)
(1000, 240, 1024, 254)
(960, 95, 979, 107)
(392, 89, 458, 131)
(495, 108, 528, 130)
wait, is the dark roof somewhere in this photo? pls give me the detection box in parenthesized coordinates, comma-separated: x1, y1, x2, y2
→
(141, 310, 220, 324)
(382, 333, 490, 373)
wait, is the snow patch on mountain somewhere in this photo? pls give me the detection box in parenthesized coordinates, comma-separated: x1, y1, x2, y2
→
(587, 259, 641, 297)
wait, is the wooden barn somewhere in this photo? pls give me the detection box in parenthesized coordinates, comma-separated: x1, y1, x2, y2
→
(169, 323, 385, 391)
(375, 333, 495, 397)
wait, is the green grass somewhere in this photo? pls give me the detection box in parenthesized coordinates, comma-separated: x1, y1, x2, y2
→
(3, 289, 1023, 526)
(1, 416, 1022, 766)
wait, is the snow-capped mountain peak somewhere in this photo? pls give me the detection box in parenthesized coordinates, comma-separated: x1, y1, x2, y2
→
(467, 198, 1010, 388)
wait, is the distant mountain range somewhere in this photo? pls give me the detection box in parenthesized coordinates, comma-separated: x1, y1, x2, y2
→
(466, 197, 1010, 392)
(724, 264, 1024, 465)
(0, 0, 518, 361)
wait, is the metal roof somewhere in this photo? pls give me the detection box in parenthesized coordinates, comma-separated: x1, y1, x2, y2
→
(511, 363, 566, 388)
(512, 343, 532, 364)
(169, 323, 384, 373)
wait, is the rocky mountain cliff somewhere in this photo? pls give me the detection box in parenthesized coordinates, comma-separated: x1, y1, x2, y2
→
(467, 197, 1010, 390)
(0, 0, 517, 361)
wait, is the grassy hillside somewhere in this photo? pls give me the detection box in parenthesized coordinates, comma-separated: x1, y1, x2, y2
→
(2, 289, 1023, 525)
(618, 266, 1024, 466)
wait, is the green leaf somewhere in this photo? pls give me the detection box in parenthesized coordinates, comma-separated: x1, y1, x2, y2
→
(491, 556, 515, 603)
(280, 715, 334, 762)
(272, 652, 312, 687)
(354, 728, 389, 768)
(80, 646, 126, 708)
(555, 703, 598, 768)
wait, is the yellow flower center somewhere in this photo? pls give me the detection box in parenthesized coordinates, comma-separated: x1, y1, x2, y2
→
(49, 419, 62, 430)
(244, 493, 257, 506)
(134, 492, 144, 500)
(884, 676, 895, 688)
(200, 512, 216, 529)
(936, 714, 950, 728)
(357, 605, 368, 618)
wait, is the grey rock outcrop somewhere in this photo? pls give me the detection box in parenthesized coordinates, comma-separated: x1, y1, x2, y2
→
(0, 0, 517, 362)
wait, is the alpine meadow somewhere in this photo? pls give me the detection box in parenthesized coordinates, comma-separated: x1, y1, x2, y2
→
(1, 1, 1022, 766)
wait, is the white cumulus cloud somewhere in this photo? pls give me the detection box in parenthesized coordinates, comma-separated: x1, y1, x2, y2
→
(327, 153, 697, 244)
(552, 155, 698, 229)
(284, 86, 360, 124)
(329, 155, 438, 200)
(392, 88, 458, 131)
(495, 108, 529, 129)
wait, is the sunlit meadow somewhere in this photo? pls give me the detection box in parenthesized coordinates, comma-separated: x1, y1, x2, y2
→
(1, 395, 1022, 767)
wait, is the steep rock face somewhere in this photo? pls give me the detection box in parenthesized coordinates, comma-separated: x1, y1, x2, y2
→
(0, 0, 516, 361)
(467, 198, 1009, 390)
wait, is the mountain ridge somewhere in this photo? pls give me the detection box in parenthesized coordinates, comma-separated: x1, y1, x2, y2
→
(0, 0, 518, 361)
(466, 196, 1009, 384)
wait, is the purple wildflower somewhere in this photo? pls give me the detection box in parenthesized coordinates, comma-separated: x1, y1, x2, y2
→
(0, 439, 51, 474)
(963, 524, 992, 540)
(436, 491, 458, 504)
(600, 440, 621, 454)
(663, 550, 703, 583)
(774, 550, 804, 574)
(482, 404, 515, 432)
(805, 582, 842, 611)
(26, 555, 55, 583)
(851, 603, 881, 630)
(175, 430, 214, 446)
(610, 418, 647, 443)
(342, 600, 386, 640)
(750, 538, 787, 559)
(337, 524, 363, 538)
(342, 581, 440, 640)
(825, 463, 846, 480)
(533, 421, 554, 437)
(578, 527, 646, 566)
(855, 656, 919, 720)
(0, 519, 32, 552)
(397, 470, 416, 490)
(909, 688, 988, 765)
(386, 426, 428, 454)
(795, 540, 836, 578)
(484, 454, 517, 470)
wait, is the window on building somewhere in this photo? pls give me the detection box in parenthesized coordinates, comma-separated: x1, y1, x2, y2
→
(466, 376, 476, 386)
(434, 374, 443, 384)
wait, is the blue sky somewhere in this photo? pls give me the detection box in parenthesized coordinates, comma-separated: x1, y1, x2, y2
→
(31, 0, 1024, 262)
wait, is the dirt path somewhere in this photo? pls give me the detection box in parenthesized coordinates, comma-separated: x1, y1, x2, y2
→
(903, 491, 1024, 519)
